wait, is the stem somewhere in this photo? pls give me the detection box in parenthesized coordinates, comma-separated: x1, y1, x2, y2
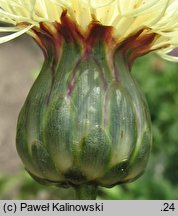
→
(74, 185, 98, 200)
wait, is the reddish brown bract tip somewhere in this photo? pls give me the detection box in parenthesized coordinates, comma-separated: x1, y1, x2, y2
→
(32, 12, 162, 69)
(117, 29, 159, 69)
(32, 12, 115, 64)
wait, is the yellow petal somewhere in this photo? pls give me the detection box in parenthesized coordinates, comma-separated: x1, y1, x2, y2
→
(0, 25, 33, 44)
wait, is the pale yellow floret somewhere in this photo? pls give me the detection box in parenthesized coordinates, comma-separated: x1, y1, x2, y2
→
(0, 0, 178, 61)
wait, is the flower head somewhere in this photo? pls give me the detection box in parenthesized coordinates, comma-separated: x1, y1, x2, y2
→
(2, 1, 161, 194)
(0, 0, 178, 61)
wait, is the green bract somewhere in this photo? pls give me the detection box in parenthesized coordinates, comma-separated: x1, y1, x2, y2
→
(16, 20, 152, 196)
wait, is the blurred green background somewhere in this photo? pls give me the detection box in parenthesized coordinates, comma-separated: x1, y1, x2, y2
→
(0, 36, 178, 199)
